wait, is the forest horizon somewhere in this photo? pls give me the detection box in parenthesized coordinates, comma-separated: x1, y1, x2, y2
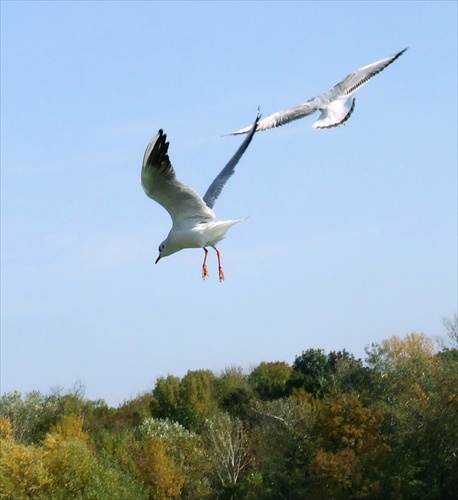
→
(1, 320, 457, 499)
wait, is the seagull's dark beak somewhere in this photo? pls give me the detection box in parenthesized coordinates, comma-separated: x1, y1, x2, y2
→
(155, 254, 161, 264)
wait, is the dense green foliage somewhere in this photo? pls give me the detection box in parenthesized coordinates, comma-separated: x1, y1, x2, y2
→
(1, 329, 457, 499)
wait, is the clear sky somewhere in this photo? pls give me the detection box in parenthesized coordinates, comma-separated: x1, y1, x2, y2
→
(1, 1, 457, 406)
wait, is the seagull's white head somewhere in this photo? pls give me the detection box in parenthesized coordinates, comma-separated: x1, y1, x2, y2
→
(155, 236, 180, 264)
(155, 240, 168, 264)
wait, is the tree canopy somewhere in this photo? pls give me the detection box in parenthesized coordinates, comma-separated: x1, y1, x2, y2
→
(1, 328, 457, 499)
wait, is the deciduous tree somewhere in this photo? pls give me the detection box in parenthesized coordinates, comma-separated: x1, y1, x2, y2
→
(249, 362, 293, 400)
(309, 393, 389, 498)
(204, 412, 249, 495)
(366, 333, 458, 497)
(291, 348, 330, 396)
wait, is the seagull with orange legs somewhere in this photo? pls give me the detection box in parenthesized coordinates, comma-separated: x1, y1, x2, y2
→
(231, 48, 407, 133)
(141, 109, 260, 281)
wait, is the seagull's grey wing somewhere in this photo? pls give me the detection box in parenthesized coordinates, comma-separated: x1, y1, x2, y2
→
(230, 102, 315, 135)
(203, 109, 261, 209)
(333, 48, 408, 97)
(142, 130, 214, 227)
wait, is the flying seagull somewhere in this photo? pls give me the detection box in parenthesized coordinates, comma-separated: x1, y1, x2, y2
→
(142, 109, 261, 281)
(231, 48, 407, 134)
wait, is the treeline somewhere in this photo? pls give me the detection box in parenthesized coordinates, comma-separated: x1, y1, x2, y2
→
(1, 329, 457, 499)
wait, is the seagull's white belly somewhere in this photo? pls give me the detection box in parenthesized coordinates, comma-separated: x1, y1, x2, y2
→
(170, 227, 207, 249)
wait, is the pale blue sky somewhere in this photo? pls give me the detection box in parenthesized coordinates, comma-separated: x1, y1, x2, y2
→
(1, 1, 456, 406)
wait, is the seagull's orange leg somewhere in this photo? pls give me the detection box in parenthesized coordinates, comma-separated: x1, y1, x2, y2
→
(214, 247, 225, 282)
(202, 248, 210, 279)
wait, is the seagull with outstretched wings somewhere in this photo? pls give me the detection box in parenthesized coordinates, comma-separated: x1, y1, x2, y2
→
(231, 48, 407, 133)
(142, 109, 261, 281)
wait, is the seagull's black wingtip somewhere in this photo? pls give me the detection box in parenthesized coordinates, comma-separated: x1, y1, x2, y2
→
(395, 47, 409, 58)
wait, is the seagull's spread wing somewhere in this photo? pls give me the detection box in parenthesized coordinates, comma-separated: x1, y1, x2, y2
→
(333, 48, 408, 97)
(142, 130, 214, 228)
(230, 103, 314, 135)
(203, 109, 261, 209)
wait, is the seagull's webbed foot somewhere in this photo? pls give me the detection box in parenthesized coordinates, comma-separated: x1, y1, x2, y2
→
(202, 248, 209, 280)
(213, 247, 225, 282)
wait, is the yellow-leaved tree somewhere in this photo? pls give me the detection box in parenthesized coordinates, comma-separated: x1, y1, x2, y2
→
(0, 417, 50, 498)
(309, 393, 389, 498)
